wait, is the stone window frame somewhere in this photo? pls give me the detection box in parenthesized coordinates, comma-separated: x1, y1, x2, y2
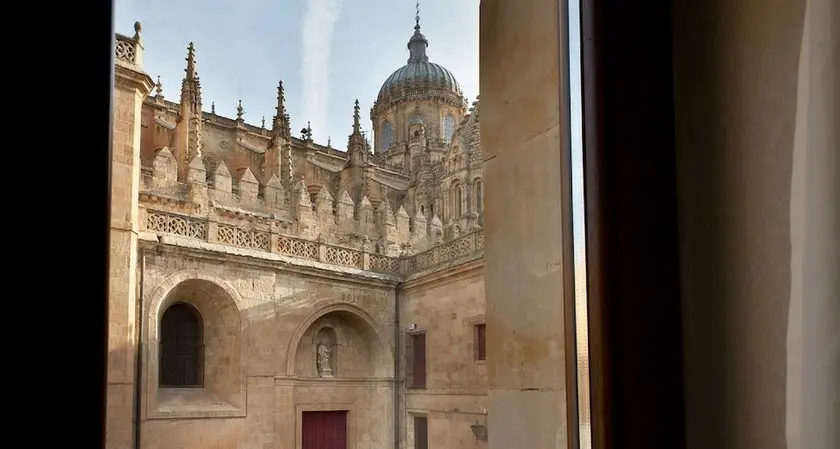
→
(442, 113, 456, 144)
(473, 178, 483, 214)
(466, 314, 487, 364)
(405, 329, 428, 389)
(450, 179, 463, 219)
(475, 323, 487, 361)
(382, 121, 394, 152)
(410, 412, 430, 449)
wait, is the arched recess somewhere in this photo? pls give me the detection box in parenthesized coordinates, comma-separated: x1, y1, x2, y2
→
(143, 270, 245, 410)
(144, 270, 245, 340)
(286, 303, 392, 378)
(474, 178, 483, 214)
(451, 180, 463, 219)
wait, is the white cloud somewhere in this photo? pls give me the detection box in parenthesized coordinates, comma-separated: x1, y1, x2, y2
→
(300, 0, 345, 138)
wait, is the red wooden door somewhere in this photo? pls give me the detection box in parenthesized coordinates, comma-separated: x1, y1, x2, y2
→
(302, 411, 348, 449)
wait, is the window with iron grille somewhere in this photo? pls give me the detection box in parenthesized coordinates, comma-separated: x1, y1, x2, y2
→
(159, 302, 204, 387)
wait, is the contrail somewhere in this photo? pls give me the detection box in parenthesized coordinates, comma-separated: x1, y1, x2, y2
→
(300, 0, 345, 140)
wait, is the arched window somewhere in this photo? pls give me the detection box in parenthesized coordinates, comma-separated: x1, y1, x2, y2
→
(159, 302, 204, 388)
(475, 180, 483, 213)
(443, 114, 455, 144)
(452, 181, 463, 218)
(381, 122, 393, 152)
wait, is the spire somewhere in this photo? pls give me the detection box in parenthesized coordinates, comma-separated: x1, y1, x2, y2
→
(415, 0, 420, 29)
(185, 42, 197, 80)
(275, 81, 287, 118)
(407, 0, 429, 63)
(180, 42, 202, 114)
(353, 99, 361, 134)
(176, 42, 204, 176)
(347, 100, 368, 166)
(272, 81, 292, 139)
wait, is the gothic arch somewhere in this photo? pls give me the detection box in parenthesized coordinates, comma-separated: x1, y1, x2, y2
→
(144, 269, 245, 342)
(285, 302, 392, 377)
(473, 178, 484, 213)
(450, 179, 463, 219)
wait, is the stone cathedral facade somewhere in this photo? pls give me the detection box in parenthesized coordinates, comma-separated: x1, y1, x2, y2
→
(107, 18, 487, 449)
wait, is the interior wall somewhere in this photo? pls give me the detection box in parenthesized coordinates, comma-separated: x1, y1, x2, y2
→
(479, 0, 572, 447)
(671, 0, 806, 448)
(786, 1, 839, 448)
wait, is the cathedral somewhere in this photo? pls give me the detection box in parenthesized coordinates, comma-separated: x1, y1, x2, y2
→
(107, 14, 486, 449)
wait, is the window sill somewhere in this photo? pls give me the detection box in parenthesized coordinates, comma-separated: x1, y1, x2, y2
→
(147, 387, 245, 420)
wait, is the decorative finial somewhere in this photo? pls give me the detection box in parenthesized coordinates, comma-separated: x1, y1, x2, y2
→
(415, 0, 420, 29)
(211, 101, 215, 114)
(236, 99, 244, 120)
(154, 76, 163, 96)
(261, 116, 266, 129)
(406, 0, 429, 63)
(301, 121, 313, 142)
(327, 137, 332, 148)
(133, 21, 142, 39)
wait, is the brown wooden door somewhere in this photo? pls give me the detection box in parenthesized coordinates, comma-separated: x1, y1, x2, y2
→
(302, 411, 348, 449)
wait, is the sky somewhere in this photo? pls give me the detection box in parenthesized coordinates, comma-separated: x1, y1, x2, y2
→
(114, 0, 479, 151)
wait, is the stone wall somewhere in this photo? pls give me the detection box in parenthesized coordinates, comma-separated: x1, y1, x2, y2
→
(137, 242, 398, 449)
(108, 32, 155, 449)
(399, 260, 488, 449)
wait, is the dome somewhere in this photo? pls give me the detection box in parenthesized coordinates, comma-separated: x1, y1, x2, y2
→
(377, 61, 462, 102)
(375, 23, 463, 103)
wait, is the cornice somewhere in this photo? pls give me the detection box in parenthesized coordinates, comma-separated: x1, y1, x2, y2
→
(115, 63, 155, 96)
(273, 376, 395, 387)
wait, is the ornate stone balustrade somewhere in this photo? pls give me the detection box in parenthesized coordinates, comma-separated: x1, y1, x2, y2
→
(401, 231, 485, 274)
(143, 209, 483, 276)
(115, 22, 144, 67)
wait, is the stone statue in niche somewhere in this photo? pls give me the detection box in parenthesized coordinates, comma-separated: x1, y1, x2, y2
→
(316, 342, 333, 377)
